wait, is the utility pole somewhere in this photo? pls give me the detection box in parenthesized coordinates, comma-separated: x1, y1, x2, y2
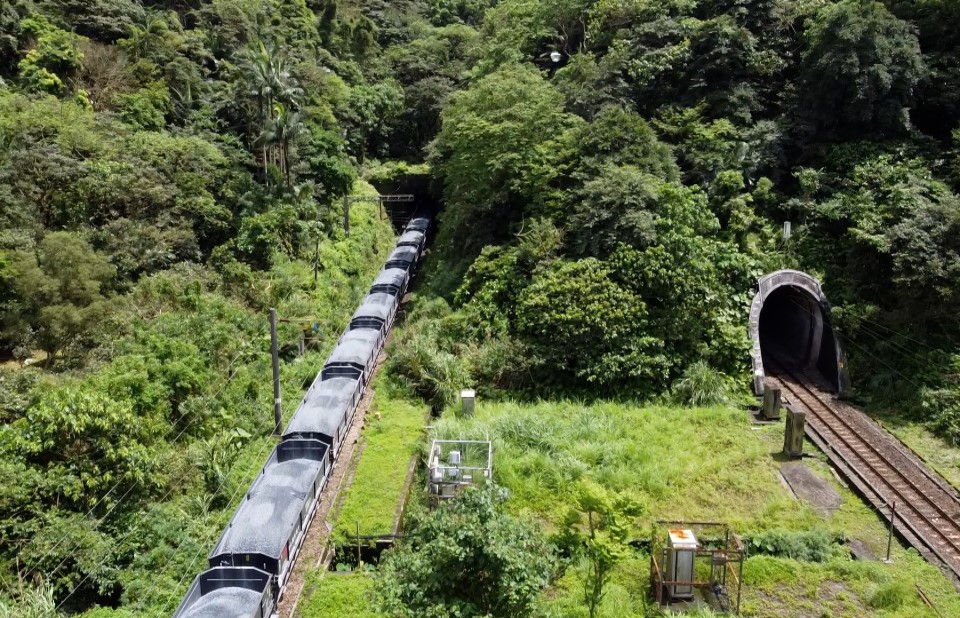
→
(313, 198, 322, 284)
(313, 232, 320, 284)
(885, 501, 898, 562)
(269, 308, 281, 436)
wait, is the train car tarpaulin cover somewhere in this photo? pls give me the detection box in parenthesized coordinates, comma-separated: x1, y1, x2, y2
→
(748, 270, 849, 395)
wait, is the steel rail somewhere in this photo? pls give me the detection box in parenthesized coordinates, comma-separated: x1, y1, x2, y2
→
(770, 365, 960, 579)
(785, 369, 960, 534)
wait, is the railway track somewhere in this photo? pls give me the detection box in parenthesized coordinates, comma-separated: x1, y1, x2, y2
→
(768, 364, 960, 585)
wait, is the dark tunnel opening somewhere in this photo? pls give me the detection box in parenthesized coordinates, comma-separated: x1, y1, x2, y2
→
(759, 285, 841, 391)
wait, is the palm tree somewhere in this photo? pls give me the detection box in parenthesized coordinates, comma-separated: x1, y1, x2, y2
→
(125, 11, 173, 61)
(260, 103, 307, 188)
(237, 41, 305, 181)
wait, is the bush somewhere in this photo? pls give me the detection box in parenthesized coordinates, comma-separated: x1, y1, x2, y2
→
(868, 580, 912, 610)
(671, 361, 733, 407)
(926, 387, 960, 445)
(516, 258, 660, 389)
(375, 485, 556, 618)
(745, 528, 845, 562)
(0, 583, 57, 618)
(386, 325, 468, 410)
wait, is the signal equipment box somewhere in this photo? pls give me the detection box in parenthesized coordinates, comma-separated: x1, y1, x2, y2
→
(666, 528, 698, 600)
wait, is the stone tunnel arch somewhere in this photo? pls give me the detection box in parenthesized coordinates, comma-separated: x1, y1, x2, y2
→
(748, 270, 848, 395)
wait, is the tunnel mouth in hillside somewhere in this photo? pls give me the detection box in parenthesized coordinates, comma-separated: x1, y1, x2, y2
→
(749, 270, 847, 395)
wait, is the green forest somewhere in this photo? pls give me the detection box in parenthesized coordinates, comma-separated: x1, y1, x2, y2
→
(1, 0, 959, 616)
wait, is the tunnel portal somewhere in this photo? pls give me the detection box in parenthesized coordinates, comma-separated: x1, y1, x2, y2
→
(748, 270, 847, 395)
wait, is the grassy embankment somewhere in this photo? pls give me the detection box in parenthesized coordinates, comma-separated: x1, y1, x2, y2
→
(299, 398, 960, 618)
(866, 409, 960, 490)
(331, 376, 428, 543)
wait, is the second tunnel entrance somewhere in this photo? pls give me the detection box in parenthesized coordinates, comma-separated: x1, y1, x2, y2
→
(748, 270, 847, 395)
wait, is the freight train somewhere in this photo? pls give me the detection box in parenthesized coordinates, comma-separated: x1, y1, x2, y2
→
(171, 215, 431, 618)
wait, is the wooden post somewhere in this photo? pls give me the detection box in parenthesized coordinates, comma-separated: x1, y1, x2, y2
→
(783, 405, 805, 458)
(762, 384, 782, 420)
(343, 195, 350, 237)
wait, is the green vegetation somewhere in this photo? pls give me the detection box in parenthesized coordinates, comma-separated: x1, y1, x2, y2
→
(431, 401, 800, 528)
(0, 0, 449, 612)
(297, 573, 381, 618)
(560, 483, 643, 618)
(431, 400, 960, 618)
(375, 485, 556, 618)
(5, 0, 960, 616)
(306, 395, 960, 617)
(332, 377, 427, 541)
(381, 0, 960, 438)
(0, 196, 393, 616)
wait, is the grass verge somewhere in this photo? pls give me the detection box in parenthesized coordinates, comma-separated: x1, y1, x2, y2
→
(332, 377, 428, 542)
(298, 392, 960, 618)
(296, 572, 381, 618)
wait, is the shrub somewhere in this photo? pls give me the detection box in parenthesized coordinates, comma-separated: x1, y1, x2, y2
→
(745, 528, 845, 562)
(671, 361, 733, 407)
(515, 258, 660, 389)
(375, 485, 556, 618)
(386, 327, 468, 410)
(17, 15, 83, 96)
(0, 583, 57, 618)
(868, 580, 912, 610)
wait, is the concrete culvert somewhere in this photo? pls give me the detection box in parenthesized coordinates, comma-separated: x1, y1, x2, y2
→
(748, 270, 848, 395)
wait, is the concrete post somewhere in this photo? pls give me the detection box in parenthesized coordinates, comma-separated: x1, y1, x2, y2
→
(762, 384, 782, 420)
(783, 405, 805, 458)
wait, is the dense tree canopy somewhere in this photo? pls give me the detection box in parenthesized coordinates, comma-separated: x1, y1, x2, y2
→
(799, 0, 925, 137)
(402, 0, 960, 414)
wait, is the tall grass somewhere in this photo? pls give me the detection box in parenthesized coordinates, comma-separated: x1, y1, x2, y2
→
(386, 333, 467, 411)
(385, 298, 471, 411)
(430, 400, 807, 531)
(0, 584, 57, 618)
(670, 361, 733, 407)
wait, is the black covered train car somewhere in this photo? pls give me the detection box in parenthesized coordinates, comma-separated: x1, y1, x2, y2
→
(283, 373, 363, 458)
(396, 230, 425, 257)
(208, 440, 329, 595)
(172, 567, 273, 618)
(348, 292, 399, 334)
(406, 217, 431, 233)
(324, 329, 383, 385)
(385, 246, 419, 271)
(370, 267, 410, 297)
